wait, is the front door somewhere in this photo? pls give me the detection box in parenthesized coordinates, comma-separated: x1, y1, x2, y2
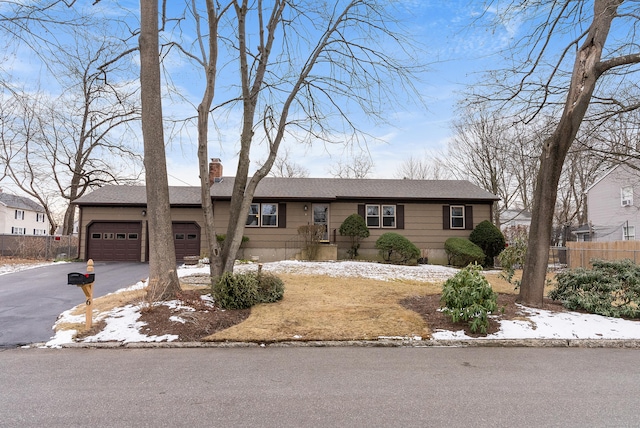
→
(313, 204, 329, 242)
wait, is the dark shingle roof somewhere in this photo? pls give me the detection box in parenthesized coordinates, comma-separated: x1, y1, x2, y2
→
(210, 177, 498, 201)
(0, 192, 44, 211)
(74, 185, 202, 206)
(74, 178, 498, 206)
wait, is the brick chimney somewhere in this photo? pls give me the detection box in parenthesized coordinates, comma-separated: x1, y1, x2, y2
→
(209, 158, 223, 185)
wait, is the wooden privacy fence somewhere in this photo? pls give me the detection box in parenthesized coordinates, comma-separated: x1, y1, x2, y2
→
(566, 241, 640, 269)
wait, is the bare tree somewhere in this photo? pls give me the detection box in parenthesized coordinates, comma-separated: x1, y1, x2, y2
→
(328, 152, 375, 179)
(265, 148, 310, 178)
(0, 31, 142, 235)
(445, 106, 522, 224)
(475, 0, 640, 306)
(394, 155, 434, 180)
(139, 0, 180, 300)
(168, 1, 424, 276)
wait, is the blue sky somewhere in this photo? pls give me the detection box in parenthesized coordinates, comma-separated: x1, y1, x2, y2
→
(1, 1, 515, 191)
(157, 1, 512, 185)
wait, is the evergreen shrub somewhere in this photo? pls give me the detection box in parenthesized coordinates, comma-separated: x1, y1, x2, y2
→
(469, 220, 506, 267)
(339, 213, 370, 259)
(444, 237, 485, 267)
(212, 271, 285, 309)
(440, 263, 499, 334)
(549, 259, 640, 318)
(375, 232, 420, 264)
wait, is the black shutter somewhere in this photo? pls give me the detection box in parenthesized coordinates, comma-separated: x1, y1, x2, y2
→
(278, 203, 286, 228)
(396, 205, 404, 229)
(442, 205, 450, 230)
(358, 204, 365, 218)
(465, 205, 473, 230)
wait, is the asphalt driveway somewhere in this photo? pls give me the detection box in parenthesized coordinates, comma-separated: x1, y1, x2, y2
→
(0, 261, 149, 348)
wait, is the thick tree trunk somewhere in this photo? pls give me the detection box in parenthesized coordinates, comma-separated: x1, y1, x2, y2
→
(518, 0, 621, 307)
(139, 0, 180, 301)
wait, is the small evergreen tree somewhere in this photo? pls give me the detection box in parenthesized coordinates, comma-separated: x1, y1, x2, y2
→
(469, 220, 506, 267)
(339, 214, 370, 259)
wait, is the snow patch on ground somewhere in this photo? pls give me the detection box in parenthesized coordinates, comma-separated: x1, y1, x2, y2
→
(42, 260, 640, 347)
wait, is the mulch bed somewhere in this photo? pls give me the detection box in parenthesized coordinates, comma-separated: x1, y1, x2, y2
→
(136, 290, 568, 341)
(138, 290, 250, 341)
(400, 293, 567, 337)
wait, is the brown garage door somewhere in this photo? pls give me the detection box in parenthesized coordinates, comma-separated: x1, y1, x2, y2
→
(87, 222, 142, 262)
(173, 222, 201, 260)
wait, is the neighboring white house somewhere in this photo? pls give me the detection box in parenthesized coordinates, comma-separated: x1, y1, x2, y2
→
(578, 163, 640, 242)
(0, 190, 50, 235)
(500, 208, 532, 229)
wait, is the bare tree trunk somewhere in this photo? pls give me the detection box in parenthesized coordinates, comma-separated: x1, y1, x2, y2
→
(195, 0, 225, 280)
(139, 0, 180, 301)
(519, 0, 622, 306)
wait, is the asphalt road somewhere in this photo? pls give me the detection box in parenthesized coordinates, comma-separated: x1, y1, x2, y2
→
(0, 262, 149, 348)
(1, 347, 639, 427)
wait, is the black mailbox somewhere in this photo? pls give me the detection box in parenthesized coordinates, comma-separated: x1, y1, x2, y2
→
(68, 272, 95, 286)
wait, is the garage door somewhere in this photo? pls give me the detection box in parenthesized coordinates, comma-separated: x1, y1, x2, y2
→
(173, 222, 201, 260)
(87, 222, 142, 262)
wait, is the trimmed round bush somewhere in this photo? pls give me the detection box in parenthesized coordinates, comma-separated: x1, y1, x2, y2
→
(339, 213, 370, 259)
(444, 237, 485, 267)
(375, 232, 420, 264)
(469, 220, 506, 267)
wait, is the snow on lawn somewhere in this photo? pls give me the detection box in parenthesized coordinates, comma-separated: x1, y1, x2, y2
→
(44, 260, 640, 347)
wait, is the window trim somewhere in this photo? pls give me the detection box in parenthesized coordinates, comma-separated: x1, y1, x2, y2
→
(621, 186, 634, 207)
(365, 204, 380, 228)
(365, 204, 398, 229)
(623, 225, 635, 241)
(245, 202, 280, 228)
(450, 205, 465, 229)
(261, 203, 278, 228)
(36, 212, 45, 222)
(15, 209, 25, 220)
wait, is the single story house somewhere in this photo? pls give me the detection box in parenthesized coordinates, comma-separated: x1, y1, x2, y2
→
(73, 160, 499, 264)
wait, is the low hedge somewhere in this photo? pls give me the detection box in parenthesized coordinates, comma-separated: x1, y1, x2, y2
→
(444, 237, 485, 267)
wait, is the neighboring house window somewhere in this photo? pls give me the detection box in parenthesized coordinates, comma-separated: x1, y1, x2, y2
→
(34, 229, 47, 235)
(365, 204, 397, 228)
(15, 210, 24, 220)
(621, 186, 633, 207)
(245, 203, 284, 228)
(36, 213, 45, 222)
(450, 206, 465, 229)
(623, 225, 635, 241)
(11, 227, 26, 235)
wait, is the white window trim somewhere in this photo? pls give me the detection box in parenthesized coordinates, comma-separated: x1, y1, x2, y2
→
(365, 204, 380, 228)
(366, 204, 397, 229)
(450, 205, 465, 229)
(621, 186, 634, 207)
(623, 225, 635, 241)
(15, 209, 25, 220)
(246, 203, 260, 227)
(381, 205, 396, 228)
(261, 203, 278, 228)
(36, 213, 46, 222)
(246, 203, 279, 227)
